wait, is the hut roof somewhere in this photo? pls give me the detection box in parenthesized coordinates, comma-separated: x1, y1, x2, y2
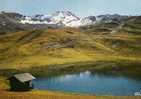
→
(13, 73, 36, 83)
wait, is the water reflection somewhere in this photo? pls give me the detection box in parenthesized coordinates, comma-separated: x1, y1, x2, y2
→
(33, 71, 141, 96)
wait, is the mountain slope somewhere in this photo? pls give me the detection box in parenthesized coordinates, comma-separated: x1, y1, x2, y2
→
(0, 25, 141, 69)
(0, 11, 141, 69)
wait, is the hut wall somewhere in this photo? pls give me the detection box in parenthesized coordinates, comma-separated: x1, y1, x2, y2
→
(9, 77, 32, 91)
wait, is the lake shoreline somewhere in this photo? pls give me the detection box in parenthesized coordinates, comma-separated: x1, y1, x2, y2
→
(0, 60, 141, 97)
(0, 60, 141, 79)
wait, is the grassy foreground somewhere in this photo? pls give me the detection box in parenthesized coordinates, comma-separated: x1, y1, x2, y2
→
(1, 90, 141, 99)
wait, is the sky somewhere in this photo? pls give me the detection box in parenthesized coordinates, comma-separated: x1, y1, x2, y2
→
(0, 0, 141, 17)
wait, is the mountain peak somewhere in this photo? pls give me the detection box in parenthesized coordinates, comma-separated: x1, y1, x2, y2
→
(52, 11, 80, 20)
(53, 11, 76, 16)
(19, 11, 128, 27)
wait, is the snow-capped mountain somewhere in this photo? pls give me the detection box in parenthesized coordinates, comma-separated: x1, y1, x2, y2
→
(80, 16, 96, 25)
(20, 11, 127, 27)
(20, 11, 96, 27)
(0, 11, 131, 33)
(0, 11, 127, 29)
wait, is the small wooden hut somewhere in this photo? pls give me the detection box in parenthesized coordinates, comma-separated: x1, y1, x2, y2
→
(8, 73, 36, 91)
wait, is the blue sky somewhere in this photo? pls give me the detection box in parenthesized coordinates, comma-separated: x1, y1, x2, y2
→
(0, 0, 141, 17)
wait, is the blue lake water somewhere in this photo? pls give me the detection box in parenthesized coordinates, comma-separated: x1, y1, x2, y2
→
(33, 71, 141, 96)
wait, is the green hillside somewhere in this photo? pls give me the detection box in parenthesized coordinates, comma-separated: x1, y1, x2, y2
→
(0, 26, 141, 69)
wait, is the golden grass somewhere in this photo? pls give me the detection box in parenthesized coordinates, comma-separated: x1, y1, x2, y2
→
(0, 50, 140, 69)
(0, 90, 140, 99)
(0, 77, 9, 90)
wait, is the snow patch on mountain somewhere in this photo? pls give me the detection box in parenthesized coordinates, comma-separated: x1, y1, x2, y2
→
(20, 11, 126, 27)
(20, 11, 96, 27)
